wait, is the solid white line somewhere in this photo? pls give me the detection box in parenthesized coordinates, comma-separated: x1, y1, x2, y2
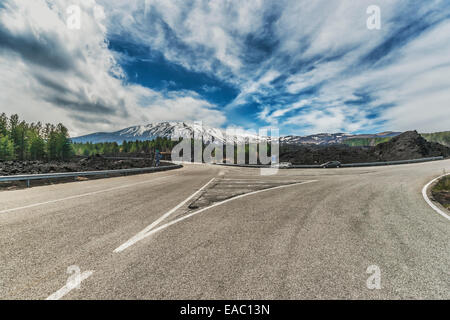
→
(46, 271, 93, 300)
(220, 180, 305, 183)
(114, 180, 317, 252)
(0, 174, 179, 215)
(422, 173, 450, 221)
(114, 177, 217, 253)
(221, 179, 295, 181)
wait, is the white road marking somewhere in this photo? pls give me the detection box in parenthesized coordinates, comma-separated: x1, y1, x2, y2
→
(422, 173, 450, 221)
(114, 177, 216, 253)
(46, 271, 93, 300)
(220, 180, 305, 184)
(0, 174, 179, 215)
(221, 179, 293, 181)
(115, 180, 317, 252)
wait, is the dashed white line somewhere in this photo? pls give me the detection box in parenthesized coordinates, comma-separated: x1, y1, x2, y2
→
(46, 271, 94, 300)
(0, 174, 179, 215)
(114, 180, 317, 252)
(422, 173, 450, 221)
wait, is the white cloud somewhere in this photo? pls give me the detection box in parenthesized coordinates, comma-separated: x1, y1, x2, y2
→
(0, 0, 226, 136)
(1, 0, 449, 136)
(283, 104, 372, 135)
(259, 99, 311, 125)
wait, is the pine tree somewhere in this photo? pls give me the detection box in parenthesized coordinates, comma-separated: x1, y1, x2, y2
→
(0, 134, 15, 160)
(0, 113, 8, 137)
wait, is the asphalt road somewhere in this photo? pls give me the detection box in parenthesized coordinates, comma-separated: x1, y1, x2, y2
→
(0, 160, 449, 299)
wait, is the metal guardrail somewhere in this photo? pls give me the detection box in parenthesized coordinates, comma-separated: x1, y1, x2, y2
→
(340, 156, 444, 167)
(214, 156, 445, 169)
(214, 163, 270, 168)
(214, 163, 324, 169)
(102, 156, 152, 160)
(0, 164, 183, 188)
(290, 165, 322, 168)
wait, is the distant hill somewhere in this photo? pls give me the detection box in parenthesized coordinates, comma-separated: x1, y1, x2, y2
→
(280, 131, 401, 145)
(421, 131, 450, 147)
(280, 131, 450, 164)
(72, 122, 403, 146)
(374, 131, 450, 161)
(344, 131, 450, 147)
(71, 122, 261, 145)
(343, 137, 393, 147)
(72, 122, 449, 148)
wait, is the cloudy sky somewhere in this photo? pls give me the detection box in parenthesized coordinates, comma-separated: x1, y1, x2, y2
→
(0, 0, 449, 136)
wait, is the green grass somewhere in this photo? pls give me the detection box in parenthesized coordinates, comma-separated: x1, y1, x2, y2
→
(432, 176, 450, 192)
(432, 176, 450, 209)
(421, 131, 450, 147)
(342, 131, 450, 147)
(343, 137, 391, 147)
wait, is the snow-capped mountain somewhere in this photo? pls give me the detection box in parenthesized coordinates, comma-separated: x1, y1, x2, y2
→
(71, 122, 263, 144)
(71, 122, 401, 145)
(279, 131, 401, 145)
(280, 133, 353, 145)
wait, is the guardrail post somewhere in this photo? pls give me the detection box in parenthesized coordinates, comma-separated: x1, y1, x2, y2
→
(26, 180, 30, 188)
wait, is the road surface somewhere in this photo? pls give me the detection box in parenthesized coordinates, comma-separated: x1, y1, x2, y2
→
(0, 160, 449, 299)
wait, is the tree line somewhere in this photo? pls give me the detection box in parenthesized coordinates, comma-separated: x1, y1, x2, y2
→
(0, 112, 275, 164)
(73, 138, 273, 164)
(0, 113, 72, 161)
(72, 137, 179, 157)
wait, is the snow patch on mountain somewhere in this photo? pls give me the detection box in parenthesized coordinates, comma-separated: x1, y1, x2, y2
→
(72, 122, 401, 145)
(71, 122, 265, 144)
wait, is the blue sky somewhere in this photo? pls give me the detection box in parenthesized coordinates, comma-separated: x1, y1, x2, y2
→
(0, 0, 449, 136)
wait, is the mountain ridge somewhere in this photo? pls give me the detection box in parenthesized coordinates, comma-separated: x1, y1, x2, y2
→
(71, 122, 402, 145)
(71, 122, 261, 145)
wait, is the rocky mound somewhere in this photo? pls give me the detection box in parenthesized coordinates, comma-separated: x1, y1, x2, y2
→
(0, 155, 168, 176)
(280, 130, 450, 165)
(280, 145, 378, 165)
(374, 130, 450, 161)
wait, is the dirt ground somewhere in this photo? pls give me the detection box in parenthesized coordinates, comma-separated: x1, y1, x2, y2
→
(432, 176, 450, 210)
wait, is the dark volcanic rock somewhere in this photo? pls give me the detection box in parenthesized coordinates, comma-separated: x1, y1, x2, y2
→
(0, 155, 169, 176)
(374, 131, 450, 161)
(280, 144, 379, 165)
(280, 130, 450, 165)
(432, 191, 450, 210)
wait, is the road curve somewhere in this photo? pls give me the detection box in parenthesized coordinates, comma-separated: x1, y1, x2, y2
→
(0, 160, 449, 299)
